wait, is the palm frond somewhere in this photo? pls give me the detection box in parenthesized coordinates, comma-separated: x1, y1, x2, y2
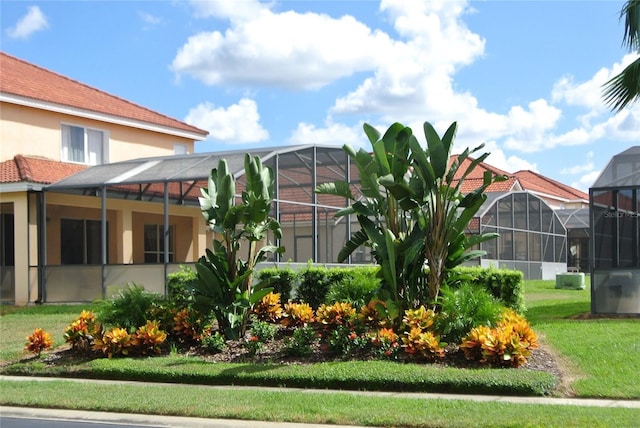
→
(602, 57, 640, 112)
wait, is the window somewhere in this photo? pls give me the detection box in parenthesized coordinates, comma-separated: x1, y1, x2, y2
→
(174, 144, 188, 155)
(61, 219, 106, 264)
(61, 124, 108, 165)
(144, 224, 174, 263)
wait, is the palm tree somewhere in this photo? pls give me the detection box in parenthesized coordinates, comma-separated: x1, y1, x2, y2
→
(603, 0, 640, 112)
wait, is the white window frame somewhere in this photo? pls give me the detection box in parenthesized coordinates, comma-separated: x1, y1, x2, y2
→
(61, 123, 110, 165)
(174, 143, 188, 155)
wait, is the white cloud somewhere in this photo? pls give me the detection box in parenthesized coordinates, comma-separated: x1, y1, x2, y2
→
(552, 53, 639, 110)
(185, 98, 268, 144)
(572, 170, 601, 193)
(479, 141, 537, 173)
(560, 151, 594, 175)
(6, 6, 49, 39)
(139, 11, 162, 26)
(172, 3, 392, 90)
(289, 121, 363, 149)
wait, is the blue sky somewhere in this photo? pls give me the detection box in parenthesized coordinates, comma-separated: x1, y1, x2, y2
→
(2, 0, 639, 192)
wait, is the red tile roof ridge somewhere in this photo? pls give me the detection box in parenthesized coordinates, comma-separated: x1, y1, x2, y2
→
(0, 52, 208, 137)
(13, 154, 33, 182)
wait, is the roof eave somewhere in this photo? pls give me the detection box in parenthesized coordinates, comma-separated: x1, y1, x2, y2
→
(1, 93, 208, 141)
(0, 181, 46, 192)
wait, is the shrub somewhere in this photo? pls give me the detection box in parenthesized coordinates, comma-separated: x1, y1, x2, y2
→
(167, 265, 198, 307)
(258, 267, 297, 303)
(316, 302, 356, 328)
(172, 307, 205, 343)
(244, 319, 277, 356)
(434, 282, 504, 344)
(250, 318, 278, 343)
(326, 325, 370, 358)
(371, 328, 401, 360)
(402, 306, 437, 331)
(253, 292, 284, 322)
(358, 299, 393, 329)
(64, 310, 102, 354)
(202, 331, 227, 354)
(93, 327, 136, 359)
(283, 325, 317, 357)
(135, 320, 167, 355)
(459, 309, 539, 368)
(282, 302, 315, 327)
(325, 267, 380, 309)
(295, 265, 334, 309)
(97, 283, 165, 332)
(401, 327, 444, 361)
(25, 328, 53, 356)
(453, 267, 525, 313)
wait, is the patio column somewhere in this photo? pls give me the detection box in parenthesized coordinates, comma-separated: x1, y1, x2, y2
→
(120, 208, 133, 264)
(12, 193, 29, 304)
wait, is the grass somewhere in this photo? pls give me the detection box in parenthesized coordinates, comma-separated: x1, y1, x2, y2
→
(523, 278, 640, 399)
(1, 279, 640, 427)
(1, 379, 639, 428)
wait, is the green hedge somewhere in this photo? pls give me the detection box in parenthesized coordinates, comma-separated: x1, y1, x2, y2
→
(453, 266, 525, 313)
(257, 265, 525, 313)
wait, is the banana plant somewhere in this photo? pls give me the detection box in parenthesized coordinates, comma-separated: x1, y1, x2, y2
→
(193, 154, 283, 340)
(409, 122, 506, 305)
(315, 122, 426, 311)
(316, 120, 504, 310)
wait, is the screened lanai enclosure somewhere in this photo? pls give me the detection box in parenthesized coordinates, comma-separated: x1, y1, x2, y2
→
(469, 191, 567, 280)
(37, 145, 369, 302)
(590, 146, 640, 315)
(20, 144, 578, 303)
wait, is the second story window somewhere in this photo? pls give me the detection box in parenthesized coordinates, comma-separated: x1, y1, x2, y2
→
(61, 124, 109, 165)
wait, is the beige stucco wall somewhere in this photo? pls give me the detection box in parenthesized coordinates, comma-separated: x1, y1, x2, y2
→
(1, 103, 195, 163)
(44, 192, 207, 265)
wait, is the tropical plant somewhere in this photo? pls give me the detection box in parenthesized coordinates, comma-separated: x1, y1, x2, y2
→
(64, 310, 101, 353)
(193, 154, 284, 340)
(316, 121, 504, 310)
(603, 0, 640, 112)
(434, 282, 504, 344)
(253, 292, 284, 322)
(96, 283, 165, 332)
(281, 302, 315, 327)
(24, 328, 54, 357)
(135, 320, 167, 355)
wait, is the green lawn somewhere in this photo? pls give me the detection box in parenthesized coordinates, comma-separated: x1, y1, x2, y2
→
(524, 278, 640, 398)
(1, 279, 639, 427)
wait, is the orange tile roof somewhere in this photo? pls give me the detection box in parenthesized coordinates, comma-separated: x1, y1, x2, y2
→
(514, 170, 588, 201)
(0, 155, 87, 184)
(0, 52, 208, 137)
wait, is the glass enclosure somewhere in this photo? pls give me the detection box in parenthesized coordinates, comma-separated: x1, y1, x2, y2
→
(478, 192, 566, 280)
(590, 147, 640, 314)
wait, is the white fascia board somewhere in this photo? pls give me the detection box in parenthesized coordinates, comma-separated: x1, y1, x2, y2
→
(0, 182, 45, 193)
(1, 93, 207, 141)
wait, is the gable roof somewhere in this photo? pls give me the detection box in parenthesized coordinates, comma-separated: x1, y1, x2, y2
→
(514, 170, 588, 202)
(0, 155, 87, 185)
(450, 155, 519, 193)
(0, 52, 208, 140)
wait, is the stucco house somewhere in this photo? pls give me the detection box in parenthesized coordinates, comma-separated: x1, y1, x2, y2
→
(0, 52, 209, 304)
